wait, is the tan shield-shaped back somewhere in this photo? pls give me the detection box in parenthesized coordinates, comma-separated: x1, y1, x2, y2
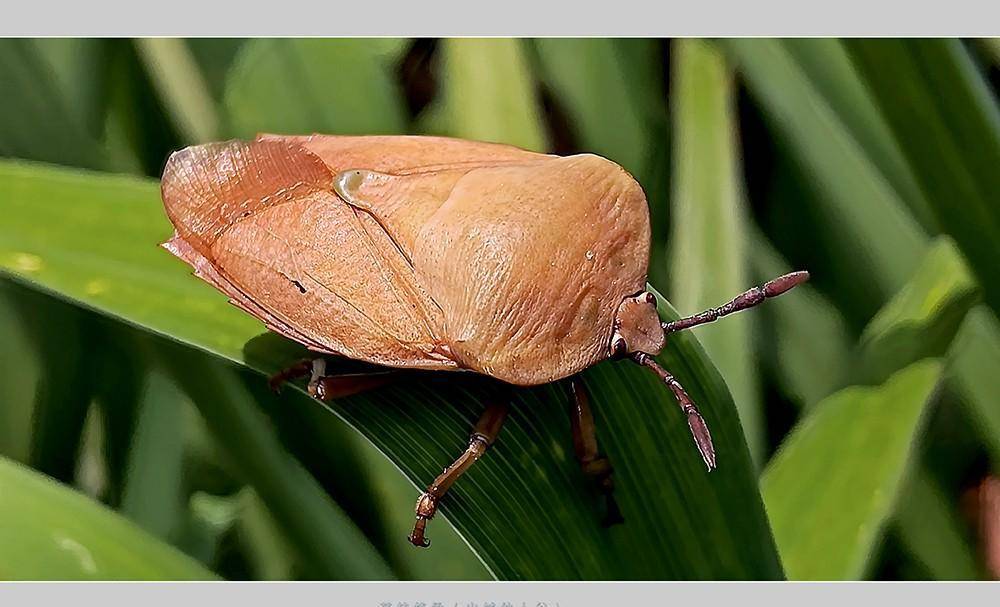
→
(163, 136, 652, 386)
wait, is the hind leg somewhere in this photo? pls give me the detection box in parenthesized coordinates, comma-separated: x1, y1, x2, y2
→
(409, 398, 510, 547)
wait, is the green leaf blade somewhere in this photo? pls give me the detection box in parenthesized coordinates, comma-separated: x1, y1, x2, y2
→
(224, 39, 409, 139)
(720, 39, 928, 301)
(845, 40, 1000, 320)
(433, 38, 547, 152)
(856, 237, 979, 385)
(0, 455, 217, 580)
(533, 38, 655, 175)
(669, 39, 762, 465)
(762, 360, 943, 580)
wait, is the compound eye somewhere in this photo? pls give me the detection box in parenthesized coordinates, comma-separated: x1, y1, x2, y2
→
(644, 292, 656, 305)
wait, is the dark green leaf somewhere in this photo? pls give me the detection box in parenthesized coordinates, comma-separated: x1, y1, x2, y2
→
(0, 285, 41, 463)
(533, 38, 654, 174)
(720, 38, 927, 302)
(779, 39, 937, 230)
(16, 293, 97, 484)
(119, 367, 188, 539)
(135, 38, 220, 144)
(0, 40, 109, 169)
(186, 39, 247, 102)
(160, 344, 396, 580)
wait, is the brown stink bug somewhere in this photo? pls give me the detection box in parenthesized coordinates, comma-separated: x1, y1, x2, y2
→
(160, 134, 808, 547)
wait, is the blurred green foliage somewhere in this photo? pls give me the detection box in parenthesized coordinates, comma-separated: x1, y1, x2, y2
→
(0, 38, 998, 580)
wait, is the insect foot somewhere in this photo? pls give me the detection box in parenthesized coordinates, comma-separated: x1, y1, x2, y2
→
(305, 358, 328, 399)
(586, 457, 624, 527)
(408, 492, 438, 548)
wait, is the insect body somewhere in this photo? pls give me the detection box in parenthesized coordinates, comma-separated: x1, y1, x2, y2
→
(161, 134, 807, 547)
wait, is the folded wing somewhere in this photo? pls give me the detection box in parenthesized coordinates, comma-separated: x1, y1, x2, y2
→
(161, 139, 454, 369)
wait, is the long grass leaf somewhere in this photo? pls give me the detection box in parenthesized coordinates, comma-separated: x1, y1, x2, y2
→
(434, 38, 547, 151)
(762, 360, 942, 580)
(0, 454, 216, 580)
(845, 40, 1000, 319)
(669, 39, 762, 465)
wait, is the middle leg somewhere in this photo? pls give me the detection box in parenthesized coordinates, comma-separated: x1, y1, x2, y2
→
(269, 357, 400, 401)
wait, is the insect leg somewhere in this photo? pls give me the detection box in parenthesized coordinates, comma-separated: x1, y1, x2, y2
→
(306, 358, 400, 401)
(662, 271, 809, 335)
(409, 398, 509, 548)
(568, 376, 623, 526)
(632, 353, 717, 471)
(270, 358, 399, 400)
(267, 358, 316, 393)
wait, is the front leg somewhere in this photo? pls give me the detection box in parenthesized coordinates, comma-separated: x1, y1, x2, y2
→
(568, 376, 624, 526)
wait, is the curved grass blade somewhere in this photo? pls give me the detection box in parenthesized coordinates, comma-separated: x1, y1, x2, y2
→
(719, 38, 927, 304)
(669, 39, 761, 466)
(0, 159, 782, 579)
(851, 237, 982, 580)
(723, 35, 1000, 470)
(159, 343, 395, 581)
(0, 454, 217, 580)
(855, 237, 979, 386)
(762, 360, 943, 580)
(777, 39, 937, 231)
